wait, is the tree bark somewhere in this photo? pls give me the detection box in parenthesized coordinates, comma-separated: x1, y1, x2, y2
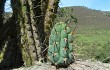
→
(0, 0, 6, 49)
(0, 0, 6, 28)
(18, 0, 60, 66)
(18, 0, 43, 66)
(0, 0, 60, 68)
(0, 0, 24, 69)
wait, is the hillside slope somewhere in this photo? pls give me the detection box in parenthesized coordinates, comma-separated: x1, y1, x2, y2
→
(56, 6, 110, 31)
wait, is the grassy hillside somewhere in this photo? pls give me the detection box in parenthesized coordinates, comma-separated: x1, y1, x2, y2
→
(56, 6, 110, 31)
(55, 6, 110, 62)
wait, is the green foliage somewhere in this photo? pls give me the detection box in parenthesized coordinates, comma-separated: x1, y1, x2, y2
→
(74, 30, 110, 63)
(48, 22, 75, 67)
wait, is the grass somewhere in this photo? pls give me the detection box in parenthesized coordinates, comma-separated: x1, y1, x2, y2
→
(74, 29, 110, 62)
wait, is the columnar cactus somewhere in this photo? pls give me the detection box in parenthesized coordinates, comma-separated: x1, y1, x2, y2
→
(48, 22, 75, 67)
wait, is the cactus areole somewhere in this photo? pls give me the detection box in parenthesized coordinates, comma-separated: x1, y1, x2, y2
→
(48, 22, 75, 67)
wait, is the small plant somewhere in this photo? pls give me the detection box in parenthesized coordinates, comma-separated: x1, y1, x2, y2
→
(47, 22, 75, 67)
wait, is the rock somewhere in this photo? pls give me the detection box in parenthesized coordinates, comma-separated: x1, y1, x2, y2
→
(13, 60, 110, 70)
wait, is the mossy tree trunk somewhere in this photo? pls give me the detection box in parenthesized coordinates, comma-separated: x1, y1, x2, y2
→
(44, 0, 60, 47)
(0, 0, 6, 28)
(18, 0, 42, 66)
(0, 0, 23, 69)
(0, 0, 6, 49)
(17, 0, 60, 66)
(0, 0, 60, 68)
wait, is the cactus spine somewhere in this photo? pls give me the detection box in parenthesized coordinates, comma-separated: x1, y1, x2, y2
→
(48, 22, 74, 67)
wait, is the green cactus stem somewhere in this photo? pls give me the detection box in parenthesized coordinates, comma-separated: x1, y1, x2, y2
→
(48, 22, 75, 67)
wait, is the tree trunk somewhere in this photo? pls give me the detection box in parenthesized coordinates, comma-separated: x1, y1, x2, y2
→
(0, 0, 6, 28)
(18, 0, 43, 66)
(0, 0, 60, 68)
(0, 0, 6, 49)
(0, 0, 24, 69)
(18, 0, 60, 66)
(43, 0, 60, 48)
